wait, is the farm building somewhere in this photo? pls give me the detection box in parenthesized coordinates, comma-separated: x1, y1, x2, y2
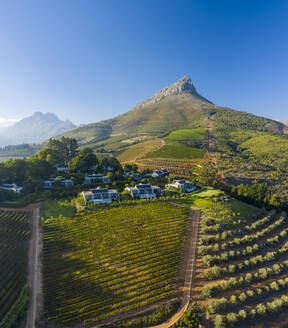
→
(125, 183, 162, 199)
(82, 188, 119, 204)
(166, 179, 195, 193)
(1, 183, 23, 193)
(83, 174, 110, 184)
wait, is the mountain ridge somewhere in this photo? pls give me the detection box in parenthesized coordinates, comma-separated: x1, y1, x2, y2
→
(63, 76, 287, 147)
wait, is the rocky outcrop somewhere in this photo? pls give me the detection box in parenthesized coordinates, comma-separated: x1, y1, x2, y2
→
(134, 76, 212, 109)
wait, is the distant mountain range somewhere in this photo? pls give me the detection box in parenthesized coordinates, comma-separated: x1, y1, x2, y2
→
(0, 112, 76, 147)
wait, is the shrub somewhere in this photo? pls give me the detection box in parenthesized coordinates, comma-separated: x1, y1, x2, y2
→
(238, 292, 247, 303)
(214, 315, 226, 328)
(230, 295, 237, 304)
(249, 308, 256, 318)
(270, 281, 279, 291)
(245, 273, 253, 283)
(238, 309, 247, 320)
(226, 313, 238, 325)
(256, 303, 267, 316)
(247, 290, 254, 298)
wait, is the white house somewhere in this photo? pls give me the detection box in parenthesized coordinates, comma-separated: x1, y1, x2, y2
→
(166, 179, 195, 193)
(43, 177, 73, 189)
(56, 164, 69, 173)
(125, 183, 162, 199)
(2, 183, 23, 193)
(43, 178, 55, 189)
(82, 187, 119, 204)
(83, 174, 110, 184)
(149, 168, 169, 178)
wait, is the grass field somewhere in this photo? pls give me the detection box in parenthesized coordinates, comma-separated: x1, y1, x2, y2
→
(0, 210, 31, 324)
(145, 140, 205, 159)
(43, 201, 190, 327)
(40, 200, 75, 221)
(167, 128, 206, 141)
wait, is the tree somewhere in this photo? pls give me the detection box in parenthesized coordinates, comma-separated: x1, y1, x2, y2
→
(99, 157, 123, 173)
(1, 159, 27, 184)
(123, 163, 138, 172)
(47, 137, 79, 164)
(38, 147, 63, 166)
(69, 148, 98, 172)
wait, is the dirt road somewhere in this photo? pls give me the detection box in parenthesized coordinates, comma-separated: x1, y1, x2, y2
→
(147, 208, 200, 328)
(26, 203, 41, 328)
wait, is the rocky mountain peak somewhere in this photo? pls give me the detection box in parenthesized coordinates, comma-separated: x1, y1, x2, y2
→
(151, 76, 197, 101)
(134, 76, 212, 110)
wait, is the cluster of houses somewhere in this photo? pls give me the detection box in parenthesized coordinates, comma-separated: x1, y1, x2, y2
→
(1, 161, 197, 204)
(43, 174, 111, 190)
(121, 168, 168, 180)
(82, 183, 162, 204)
(82, 179, 195, 205)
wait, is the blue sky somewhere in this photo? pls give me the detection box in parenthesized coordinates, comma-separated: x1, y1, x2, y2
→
(0, 0, 287, 125)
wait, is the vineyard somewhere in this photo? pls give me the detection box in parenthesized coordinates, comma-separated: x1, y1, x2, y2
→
(0, 209, 31, 323)
(137, 158, 201, 177)
(42, 201, 190, 327)
(191, 198, 288, 327)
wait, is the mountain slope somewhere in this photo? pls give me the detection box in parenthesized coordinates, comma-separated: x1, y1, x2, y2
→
(63, 76, 286, 149)
(0, 112, 76, 146)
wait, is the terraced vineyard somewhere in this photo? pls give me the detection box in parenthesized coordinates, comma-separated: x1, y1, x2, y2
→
(42, 202, 190, 327)
(193, 199, 288, 327)
(0, 210, 31, 323)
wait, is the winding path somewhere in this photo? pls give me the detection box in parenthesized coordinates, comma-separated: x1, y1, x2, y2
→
(147, 208, 200, 328)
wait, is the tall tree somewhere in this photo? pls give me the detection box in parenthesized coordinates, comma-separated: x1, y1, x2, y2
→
(69, 147, 98, 172)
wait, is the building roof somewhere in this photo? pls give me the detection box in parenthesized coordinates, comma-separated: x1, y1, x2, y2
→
(136, 184, 151, 189)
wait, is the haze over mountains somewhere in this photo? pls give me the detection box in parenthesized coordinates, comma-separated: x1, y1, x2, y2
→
(0, 112, 76, 147)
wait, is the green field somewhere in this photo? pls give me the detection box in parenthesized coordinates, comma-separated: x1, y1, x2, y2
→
(167, 128, 206, 141)
(0, 210, 31, 325)
(145, 141, 205, 159)
(43, 201, 190, 327)
(117, 139, 163, 162)
(40, 200, 76, 221)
